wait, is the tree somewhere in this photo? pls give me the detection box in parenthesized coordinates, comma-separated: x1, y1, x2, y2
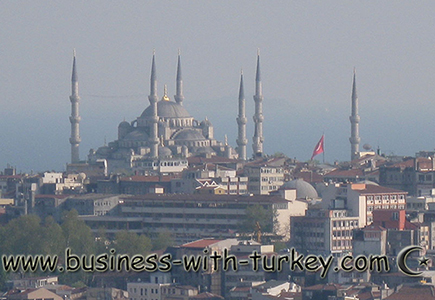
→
(41, 216, 66, 256)
(152, 230, 175, 251)
(114, 231, 152, 256)
(95, 227, 109, 254)
(238, 204, 277, 235)
(61, 210, 95, 255)
(1, 215, 43, 255)
(60, 210, 95, 286)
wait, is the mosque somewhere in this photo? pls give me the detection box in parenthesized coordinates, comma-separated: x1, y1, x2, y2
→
(68, 52, 265, 174)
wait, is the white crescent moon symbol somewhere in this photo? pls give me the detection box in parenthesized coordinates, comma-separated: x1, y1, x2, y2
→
(397, 245, 423, 277)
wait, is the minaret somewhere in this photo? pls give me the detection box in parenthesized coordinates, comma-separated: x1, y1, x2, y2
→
(69, 50, 81, 164)
(236, 70, 247, 160)
(148, 52, 159, 158)
(174, 50, 184, 106)
(349, 68, 360, 161)
(252, 50, 264, 157)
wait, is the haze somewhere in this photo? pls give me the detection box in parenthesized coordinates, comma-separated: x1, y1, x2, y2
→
(1, 1, 434, 172)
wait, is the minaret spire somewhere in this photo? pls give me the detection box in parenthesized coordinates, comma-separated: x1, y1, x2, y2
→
(236, 70, 247, 160)
(69, 49, 81, 163)
(252, 50, 264, 157)
(174, 50, 184, 106)
(148, 52, 159, 158)
(349, 68, 360, 161)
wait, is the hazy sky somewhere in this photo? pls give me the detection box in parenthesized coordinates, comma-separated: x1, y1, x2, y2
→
(1, 1, 435, 172)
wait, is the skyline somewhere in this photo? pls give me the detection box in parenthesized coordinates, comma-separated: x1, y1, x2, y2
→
(1, 2, 435, 172)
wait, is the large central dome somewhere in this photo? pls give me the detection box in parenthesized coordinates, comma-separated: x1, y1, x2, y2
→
(141, 100, 191, 118)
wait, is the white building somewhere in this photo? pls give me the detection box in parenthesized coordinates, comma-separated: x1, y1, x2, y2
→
(128, 273, 198, 300)
(243, 158, 285, 195)
(321, 183, 407, 227)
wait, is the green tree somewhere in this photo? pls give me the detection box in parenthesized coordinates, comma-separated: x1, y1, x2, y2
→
(2, 215, 43, 255)
(238, 204, 277, 235)
(152, 230, 175, 251)
(60, 210, 95, 286)
(114, 231, 152, 256)
(61, 210, 95, 255)
(0, 226, 8, 291)
(41, 216, 66, 256)
(95, 227, 109, 254)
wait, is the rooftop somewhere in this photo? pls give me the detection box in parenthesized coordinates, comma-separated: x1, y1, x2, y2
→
(181, 238, 223, 249)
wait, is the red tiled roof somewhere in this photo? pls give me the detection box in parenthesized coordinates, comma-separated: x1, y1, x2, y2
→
(386, 157, 432, 170)
(244, 157, 286, 167)
(324, 169, 364, 177)
(35, 194, 69, 199)
(362, 225, 387, 231)
(181, 239, 222, 249)
(356, 185, 407, 195)
(292, 171, 324, 183)
(120, 175, 173, 182)
(0, 175, 23, 180)
(123, 193, 288, 203)
(190, 292, 224, 299)
(304, 283, 342, 291)
(231, 286, 251, 292)
(385, 285, 435, 299)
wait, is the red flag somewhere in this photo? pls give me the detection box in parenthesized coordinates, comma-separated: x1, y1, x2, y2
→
(311, 135, 324, 160)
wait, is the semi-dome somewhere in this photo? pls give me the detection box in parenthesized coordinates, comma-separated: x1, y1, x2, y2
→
(173, 129, 205, 141)
(194, 146, 215, 154)
(140, 100, 191, 118)
(282, 178, 318, 199)
(123, 129, 149, 141)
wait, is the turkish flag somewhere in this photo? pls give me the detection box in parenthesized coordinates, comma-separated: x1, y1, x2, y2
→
(311, 135, 324, 160)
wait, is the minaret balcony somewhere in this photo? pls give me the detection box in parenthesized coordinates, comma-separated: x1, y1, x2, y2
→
(349, 137, 361, 144)
(237, 117, 247, 125)
(69, 137, 81, 144)
(69, 116, 81, 123)
(237, 138, 248, 146)
(349, 115, 360, 123)
(69, 95, 80, 102)
(253, 114, 264, 122)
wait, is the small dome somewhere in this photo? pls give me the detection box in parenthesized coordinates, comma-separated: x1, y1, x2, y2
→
(141, 100, 191, 118)
(118, 121, 130, 128)
(158, 146, 172, 158)
(77, 173, 87, 181)
(96, 146, 111, 157)
(173, 129, 205, 141)
(200, 117, 212, 127)
(282, 178, 318, 199)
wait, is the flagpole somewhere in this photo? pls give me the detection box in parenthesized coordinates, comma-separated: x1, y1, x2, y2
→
(322, 133, 325, 164)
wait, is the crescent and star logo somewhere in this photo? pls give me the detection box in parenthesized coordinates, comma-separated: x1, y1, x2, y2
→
(397, 245, 430, 277)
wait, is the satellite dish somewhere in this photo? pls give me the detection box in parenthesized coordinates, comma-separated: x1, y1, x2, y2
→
(363, 144, 372, 151)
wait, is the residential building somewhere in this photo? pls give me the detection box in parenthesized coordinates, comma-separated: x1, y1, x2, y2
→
(128, 271, 198, 300)
(98, 175, 175, 195)
(291, 209, 359, 257)
(7, 288, 63, 300)
(243, 158, 285, 195)
(168, 239, 240, 296)
(81, 192, 306, 243)
(321, 183, 407, 227)
(171, 164, 248, 195)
